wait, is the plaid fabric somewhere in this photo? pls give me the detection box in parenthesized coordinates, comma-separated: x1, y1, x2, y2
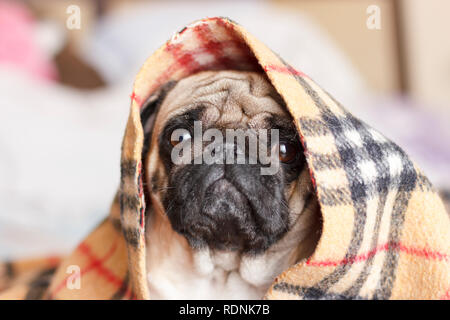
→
(1, 17, 448, 300)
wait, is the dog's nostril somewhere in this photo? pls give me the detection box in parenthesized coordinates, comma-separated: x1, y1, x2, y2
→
(203, 179, 250, 215)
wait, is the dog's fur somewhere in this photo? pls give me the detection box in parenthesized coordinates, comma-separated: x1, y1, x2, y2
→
(143, 71, 321, 299)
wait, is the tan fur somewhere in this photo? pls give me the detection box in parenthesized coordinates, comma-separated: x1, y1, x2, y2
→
(144, 71, 320, 299)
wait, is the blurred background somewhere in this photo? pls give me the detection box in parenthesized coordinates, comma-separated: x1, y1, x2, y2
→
(0, 0, 449, 259)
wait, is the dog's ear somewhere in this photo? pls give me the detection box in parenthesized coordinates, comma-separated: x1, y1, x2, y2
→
(141, 81, 177, 159)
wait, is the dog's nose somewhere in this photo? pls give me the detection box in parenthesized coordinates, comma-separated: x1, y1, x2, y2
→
(201, 178, 252, 250)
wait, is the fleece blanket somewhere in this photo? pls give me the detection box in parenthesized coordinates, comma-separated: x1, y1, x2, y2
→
(0, 17, 449, 300)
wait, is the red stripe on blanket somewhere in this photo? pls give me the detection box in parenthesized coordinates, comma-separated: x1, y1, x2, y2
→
(130, 91, 142, 107)
(167, 42, 200, 75)
(46, 255, 61, 267)
(144, 42, 200, 103)
(142, 18, 258, 108)
(77, 242, 125, 288)
(264, 64, 307, 77)
(215, 18, 261, 68)
(441, 287, 450, 300)
(193, 24, 233, 69)
(49, 239, 133, 299)
(306, 242, 449, 267)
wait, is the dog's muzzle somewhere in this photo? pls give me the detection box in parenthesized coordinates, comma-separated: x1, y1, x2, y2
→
(164, 142, 290, 253)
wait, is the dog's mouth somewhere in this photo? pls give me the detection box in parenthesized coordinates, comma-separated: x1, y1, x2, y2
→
(164, 164, 290, 254)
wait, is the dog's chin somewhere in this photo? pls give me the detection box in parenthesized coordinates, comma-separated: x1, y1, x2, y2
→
(163, 164, 290, 254)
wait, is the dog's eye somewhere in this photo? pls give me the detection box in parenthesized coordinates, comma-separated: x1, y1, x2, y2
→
(170, 129, 192, 146)
(279, 142, 298, 163)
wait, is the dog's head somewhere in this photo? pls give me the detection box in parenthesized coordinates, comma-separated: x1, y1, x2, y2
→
(143, 71, 315, 255)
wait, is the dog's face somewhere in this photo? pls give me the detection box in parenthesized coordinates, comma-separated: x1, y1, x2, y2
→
(144, 71, 309, 255)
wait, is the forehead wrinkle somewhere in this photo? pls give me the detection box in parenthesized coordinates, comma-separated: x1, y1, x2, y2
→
(193, 89, 230, 106)
(200, 92, 287, 129)
(154, 71, 292, 133)
(205, 88, 279, 114)
(195, 75, 287, 117)
(191, 76, 250, 95)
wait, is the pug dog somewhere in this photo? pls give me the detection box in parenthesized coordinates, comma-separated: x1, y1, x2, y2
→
(142, 71, 321, 299)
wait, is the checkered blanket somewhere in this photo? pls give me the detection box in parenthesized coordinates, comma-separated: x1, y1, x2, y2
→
(1, 17, 449, 300)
